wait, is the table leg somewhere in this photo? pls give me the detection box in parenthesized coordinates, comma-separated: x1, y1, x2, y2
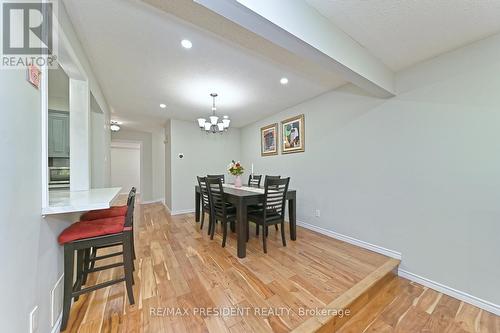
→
(236, 201, 247, 258)
(195, 190, 201, 222)
(288, 198, 296, 240)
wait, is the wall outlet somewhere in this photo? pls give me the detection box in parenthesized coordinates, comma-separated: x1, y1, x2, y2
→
(315, 209, 321, 217)
(29, 306, 39, 333)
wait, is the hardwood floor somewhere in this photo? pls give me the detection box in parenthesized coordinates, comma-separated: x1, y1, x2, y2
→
(62, 201, 499, 332)
(337, 277, 500, 333)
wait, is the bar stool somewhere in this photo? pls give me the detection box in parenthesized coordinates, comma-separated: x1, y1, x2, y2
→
(80, 188, 136, 283)
(58, 191, 136, 331)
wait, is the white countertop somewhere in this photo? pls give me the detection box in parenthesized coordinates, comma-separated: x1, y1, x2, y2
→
(42, 187, 122, 215)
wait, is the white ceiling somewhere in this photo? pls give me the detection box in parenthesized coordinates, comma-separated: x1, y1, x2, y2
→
(62, 0, 344, 128)
(306, 0, 500, 71)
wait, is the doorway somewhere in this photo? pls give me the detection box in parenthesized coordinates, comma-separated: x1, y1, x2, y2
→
(110, 141, 141, 195)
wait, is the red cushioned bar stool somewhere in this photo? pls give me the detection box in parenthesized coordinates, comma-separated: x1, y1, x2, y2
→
(80, 188, 136, 284)
(58, 190, 136, 331)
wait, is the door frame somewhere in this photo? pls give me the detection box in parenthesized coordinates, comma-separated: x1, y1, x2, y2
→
(110, 140, 142, 195)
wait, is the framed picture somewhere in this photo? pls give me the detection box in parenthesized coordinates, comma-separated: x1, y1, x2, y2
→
(281, 114, 305, 154)
(261, 123, 278, 156)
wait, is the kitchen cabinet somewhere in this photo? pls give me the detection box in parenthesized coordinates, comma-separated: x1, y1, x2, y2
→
(48, 110, 69, 158)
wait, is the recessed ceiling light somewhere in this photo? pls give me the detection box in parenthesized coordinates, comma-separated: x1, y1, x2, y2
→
(280, 77, 289, 85)
(160, 104, 167, 109)
(181, 39, 192, 49)
(110, 120, 121, 132)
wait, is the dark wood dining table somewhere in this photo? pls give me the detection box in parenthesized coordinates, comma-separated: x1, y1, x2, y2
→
(195, 185, 297, 258)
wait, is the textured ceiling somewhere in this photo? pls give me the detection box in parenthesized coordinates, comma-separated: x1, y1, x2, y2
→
(306, 0, 500, 70)
(62, 0, 345, 128)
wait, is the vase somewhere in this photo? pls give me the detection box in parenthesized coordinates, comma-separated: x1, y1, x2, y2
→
(235, 175, 242, 188)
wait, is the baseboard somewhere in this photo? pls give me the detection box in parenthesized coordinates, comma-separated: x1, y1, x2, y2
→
(296, 220, 402, 260)
(296, 220, 499, 315)
(398, 269, 500, 316)
(50, 312, 62, 333)
(141, 198, 165, 205)
(162, 203, 195, 216)
(170, 209, 195, 216)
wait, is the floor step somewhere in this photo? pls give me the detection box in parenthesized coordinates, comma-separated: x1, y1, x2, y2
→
(291, 258, 400, 333)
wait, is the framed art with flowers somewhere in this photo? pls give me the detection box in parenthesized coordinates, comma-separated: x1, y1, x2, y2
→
(261, 123, 278, 156)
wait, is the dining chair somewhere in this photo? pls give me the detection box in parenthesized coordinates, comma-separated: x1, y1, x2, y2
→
(205, 177, 236, 247)
(207, 174, 225, 184)
(197, 176, 211, 234)
(251, 175, 281, 236)
(247, 177, 290, 253)
(264, 175, 281, 186)
(248, 174, 262, 187)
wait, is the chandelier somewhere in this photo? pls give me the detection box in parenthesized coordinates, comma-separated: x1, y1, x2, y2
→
(197, 93, 230, 134)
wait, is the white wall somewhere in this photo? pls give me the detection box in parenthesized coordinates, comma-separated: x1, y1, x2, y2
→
(240, 34, 500, 307)
(0, 2, 112, 332)
(165, 120, 172, 209)
(90, 94, 110, 188)
(167, 119, 241, 213)
(111, 143, 141, 193)
(112, 128, 165, 202)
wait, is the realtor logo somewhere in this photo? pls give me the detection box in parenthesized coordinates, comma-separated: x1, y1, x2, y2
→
(1, 0, 58, 68)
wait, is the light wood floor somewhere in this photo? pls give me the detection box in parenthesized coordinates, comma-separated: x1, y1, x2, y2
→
(62, 201, 499, 333)
(338, 277, 499, 333)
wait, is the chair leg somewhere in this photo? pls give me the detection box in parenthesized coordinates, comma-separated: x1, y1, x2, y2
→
(222, 220, 228, 247)
(275, 224, 279, 231)
(89, 247, 96, 271)
(281, 222, 287, 247)
(61, 245, 75, 331)
(210, 218, 216, 240)
(123, 233, 135, 305)
(266, 226, 269, 237)
(256, 225, 259, 236)
(73, 249, 85, 301)
(208, 215, 213, 236)
(262, 223, 267, 253)
(82, 248, 91, 285)
(129, 238, 136, 273)
(200, 210, 205, 230)
(131, 229, 136, 261)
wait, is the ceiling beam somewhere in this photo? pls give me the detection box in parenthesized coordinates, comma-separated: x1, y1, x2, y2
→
(195, 0, 395, 97)
(141, 0, 395, 97)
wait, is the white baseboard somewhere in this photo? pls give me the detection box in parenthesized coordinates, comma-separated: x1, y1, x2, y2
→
(141, 198, 165, 205)
(398, 269, 500, 316)
(162, 203, 195, 216)
(50, 312, 62, 333)
(295, 220, 499, 316)
(296, 220, 402, 260)
(171, 209, 195, 216)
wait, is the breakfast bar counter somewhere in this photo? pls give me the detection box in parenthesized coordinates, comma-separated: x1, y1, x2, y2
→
(42, 187, 122, 215)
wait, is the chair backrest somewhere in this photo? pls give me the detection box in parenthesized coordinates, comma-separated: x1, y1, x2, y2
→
(263, 177, 290, 219)
(264, 175, 280, 187)
(197, 176, 209, 207)
(248, 174, 262, 187)
(126, 187, 137, 206)
(124, 190, 136, 227)
(205, 177, 228, 219)
(207, 174, 225, 184)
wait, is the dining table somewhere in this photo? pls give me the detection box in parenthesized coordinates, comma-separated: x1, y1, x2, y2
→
(195, 184, 297, 258)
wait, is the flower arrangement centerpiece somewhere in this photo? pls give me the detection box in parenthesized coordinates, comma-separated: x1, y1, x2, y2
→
(228, 160, 244, 187)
